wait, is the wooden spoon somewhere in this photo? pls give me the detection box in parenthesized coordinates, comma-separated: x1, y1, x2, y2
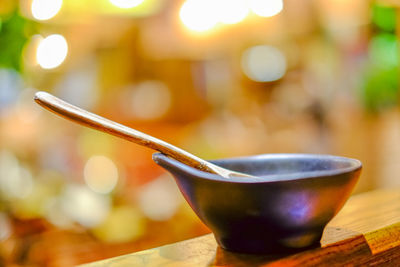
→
(34, 91, 253, 179)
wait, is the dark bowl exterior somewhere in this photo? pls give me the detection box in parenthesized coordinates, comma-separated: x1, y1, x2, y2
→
(153, 153, 362, 254)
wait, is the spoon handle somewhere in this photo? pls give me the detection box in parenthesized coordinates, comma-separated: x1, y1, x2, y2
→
(34, 91, 216, 173)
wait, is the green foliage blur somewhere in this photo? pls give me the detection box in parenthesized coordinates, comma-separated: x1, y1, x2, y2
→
(361, 4, 399, 112)
(0, 11, 34, 72)
(371, 4, 397, 32)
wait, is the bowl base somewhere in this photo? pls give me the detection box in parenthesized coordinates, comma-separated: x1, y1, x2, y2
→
(215, 231, 322, 254)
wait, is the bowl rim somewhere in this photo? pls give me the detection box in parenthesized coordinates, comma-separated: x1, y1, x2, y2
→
(152, 153, 362, 183)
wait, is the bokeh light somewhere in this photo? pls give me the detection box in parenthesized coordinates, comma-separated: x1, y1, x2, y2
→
(60, 184, 111, 227)
(45, 197, 75, 228)
(130, 81, 171, 120)
(84, 155, 119, 194)
(250, 0, 283, 18)
(8, 166, 34, 199)
(36, 34, 68, 69)
(0, 150, 34, 200)
(93, 206, 146, 242)
(31, 0, 63, 21)
(138, 174, 182, 221)
(179, 0, 218, 32)
(109, 0, 145, 9)
(217, 0, 249, 25)
(241, 45, 287, 82)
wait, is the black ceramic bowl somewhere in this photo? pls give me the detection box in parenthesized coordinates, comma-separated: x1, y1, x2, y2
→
(153, 153, 362, 254)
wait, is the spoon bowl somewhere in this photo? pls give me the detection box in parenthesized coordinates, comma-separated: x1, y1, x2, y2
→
(153, 153, 362, 253)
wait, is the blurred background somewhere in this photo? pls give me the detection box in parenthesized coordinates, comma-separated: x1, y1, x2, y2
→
(0, 0, 399, 265)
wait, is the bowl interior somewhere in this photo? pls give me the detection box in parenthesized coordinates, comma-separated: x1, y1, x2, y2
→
(211, 154, 361, 182)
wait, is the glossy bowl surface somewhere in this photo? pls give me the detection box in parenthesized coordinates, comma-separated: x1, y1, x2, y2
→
(153, 153, 362, 254)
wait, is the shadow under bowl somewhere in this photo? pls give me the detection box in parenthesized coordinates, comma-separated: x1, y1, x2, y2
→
(153, 153, 362, 254)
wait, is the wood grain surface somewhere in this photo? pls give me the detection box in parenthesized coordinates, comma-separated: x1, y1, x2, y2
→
(82, 188, 400, 266)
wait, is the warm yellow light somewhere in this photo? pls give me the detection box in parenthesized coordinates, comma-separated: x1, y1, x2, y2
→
(31, 0, 63, 20)
(109, 0, 145, 9)
(36, 34, 68, 69)
(84, 155, 118, 194)
(250, 0, 283, 18)
(217, 0, 249, 25)
(93, 206, 146, 242)
(179, 0, 218, 32)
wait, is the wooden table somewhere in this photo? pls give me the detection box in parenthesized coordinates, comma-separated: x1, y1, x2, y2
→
(83, 188, 400, 266)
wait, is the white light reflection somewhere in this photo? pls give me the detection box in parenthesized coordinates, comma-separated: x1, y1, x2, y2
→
(11, 167, 34, 199)
(36, 34, 68, 69)
(31, 0, 63, 20)
(84, 155, 118, 194)
(250, 0, 283, 18)
(138, 174, 182, 221)
(109, 0, 144, 9)
(0, 150, 33, 199)
(241, 45, 287, 82)
(61, 184, 110, 228)
(218, 0, 249, 25)
(180, 0, 218, 32)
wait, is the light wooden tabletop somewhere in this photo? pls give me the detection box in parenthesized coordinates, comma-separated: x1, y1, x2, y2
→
(83, 188, 400, 266)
